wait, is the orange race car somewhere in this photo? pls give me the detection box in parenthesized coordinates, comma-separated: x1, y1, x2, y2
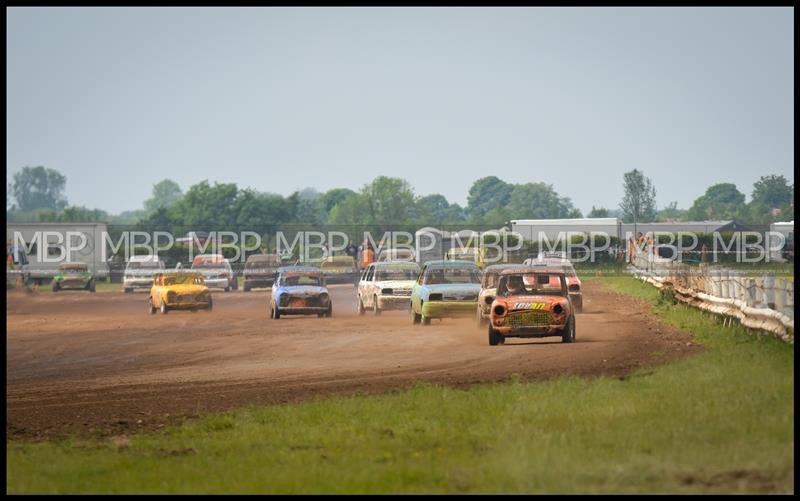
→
(487, 268, 576, 346)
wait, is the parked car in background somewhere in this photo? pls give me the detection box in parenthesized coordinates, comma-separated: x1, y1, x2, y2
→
(243, 253, 281, 291)
(52, 262, 95, 292)
(357, 261, 420, 315)
(123, 255, 165, 293)
(191, 254, 237, 292)
(320, 255, 359, 284)
(376, 248, 416, 263)
(148, 271, 212, 314)
(476, 263, 530, 327)
(269, 266, 332, 319)
(523, 255, 583, 312)
(487, 268, 576, 345)
(410, 260, 481, 325)
(444, 245, 501, 269)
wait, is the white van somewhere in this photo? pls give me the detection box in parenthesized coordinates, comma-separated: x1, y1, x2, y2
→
(123, 255, 165, 292)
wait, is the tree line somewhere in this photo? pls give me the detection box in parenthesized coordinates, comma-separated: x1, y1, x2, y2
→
(6, 165, 794, 229)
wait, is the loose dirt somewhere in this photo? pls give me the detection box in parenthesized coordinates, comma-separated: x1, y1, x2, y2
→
(6, 281, 699, 440)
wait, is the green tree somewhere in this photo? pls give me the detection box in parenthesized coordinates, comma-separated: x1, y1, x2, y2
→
(287, 189, 326, 224)
(143, 179, 183, 213)
(619, 169, 657, 223)
(414, 195, 468, 226)
(656, 201, 688, 222)
(361, 176, 417, 227)
(36, 205, 108, 223)
(10, 166, 68, 211)
(467, 176, 513, 217)
(686, 183, 746, 221)
(328, 193, 370, 226)
(233, 189, 292, 229)
(749, 175, 794, 223)
(587, 206, 609, 218)
(506, 182, 578, 220)
(751, 175, 793, 209)
(319, 188, 358, 214)
(168, 180, 239, 227)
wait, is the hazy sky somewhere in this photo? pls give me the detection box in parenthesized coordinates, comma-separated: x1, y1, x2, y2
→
(6, 7, 794, 215)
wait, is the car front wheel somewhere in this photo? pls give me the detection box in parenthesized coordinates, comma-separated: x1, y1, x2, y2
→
(561, 316, 576, 343)
(488, 325, 503, 346)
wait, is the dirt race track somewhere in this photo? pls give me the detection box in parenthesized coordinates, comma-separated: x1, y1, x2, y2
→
(7, 281, 699, 440)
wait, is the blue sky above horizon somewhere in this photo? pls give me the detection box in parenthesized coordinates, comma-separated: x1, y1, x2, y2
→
(6, 7, 794, 214)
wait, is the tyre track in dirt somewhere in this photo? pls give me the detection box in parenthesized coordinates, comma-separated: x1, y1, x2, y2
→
(6, 281, 700, 440)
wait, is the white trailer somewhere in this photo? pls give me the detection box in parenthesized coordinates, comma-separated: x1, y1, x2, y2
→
(6, 222, 110, 283)
(769, 221, 794, 262)
(510, 218, 622, 243)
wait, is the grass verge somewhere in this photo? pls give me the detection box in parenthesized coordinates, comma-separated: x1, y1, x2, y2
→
(6, 277, 793, 494)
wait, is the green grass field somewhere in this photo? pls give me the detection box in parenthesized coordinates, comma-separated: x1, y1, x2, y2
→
(6, 277, 793, 494)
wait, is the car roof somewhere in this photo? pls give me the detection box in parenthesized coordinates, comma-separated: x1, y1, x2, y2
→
(155, 271, 202, 277)
(246, 254, 279, 261)
(277, 265, 322, 274)
(60, 262, 88, 269)
(128, 255, 160, 262)
(482, 263, 530, 272)
(425, 259, 479, 267)
(372, 261, 420, 269)
(499, 267, 565, 276)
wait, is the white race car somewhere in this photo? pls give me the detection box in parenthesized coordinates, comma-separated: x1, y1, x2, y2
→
(356, 261, 420, 315)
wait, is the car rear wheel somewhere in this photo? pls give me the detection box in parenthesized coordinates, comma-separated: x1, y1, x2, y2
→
(488, 325, 503, 346)
(373, 296, 381, 315)
(207, 297, 213, 311)
(421, 314, 431, 325)
(412, 310, 421, 324)
(160, 301, 169, 315)
(561, 316, 576, 343)
(224, 287, 230, 293)
(357, 297, 365, 316)
(148, 298, 156, 315)
(52, 281, 60, 292)
(88, 280, 96, 293)
(243, 284, 251, 292)
(124, 288, 132, 293)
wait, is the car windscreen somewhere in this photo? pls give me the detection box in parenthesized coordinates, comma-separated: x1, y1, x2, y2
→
(245, 261, 279, 270)
(192, 260, 228, 269)
(281, 275, 322, 286)
(321, 260, 354, 269)
(375, 268, 418, 281)
(423, 267, 481, 285)
(482, 271, 499, 288)
(163, 275, 204, 286)
(61, 266, 88, 274)
(126, 261, 161, 270)
(497, 273, 566, 296)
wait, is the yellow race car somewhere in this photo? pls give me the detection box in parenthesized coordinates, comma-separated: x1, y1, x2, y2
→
(148, 271, 213, 314)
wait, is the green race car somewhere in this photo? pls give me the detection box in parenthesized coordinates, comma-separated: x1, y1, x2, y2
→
(52, 262, 96, 292)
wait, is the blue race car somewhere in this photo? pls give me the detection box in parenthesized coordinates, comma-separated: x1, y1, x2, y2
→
(269, 266, 332, 319)
(410, 260, 482, 325)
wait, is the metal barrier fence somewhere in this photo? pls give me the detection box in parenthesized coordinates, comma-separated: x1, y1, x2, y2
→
(630, 250, 794, 343)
